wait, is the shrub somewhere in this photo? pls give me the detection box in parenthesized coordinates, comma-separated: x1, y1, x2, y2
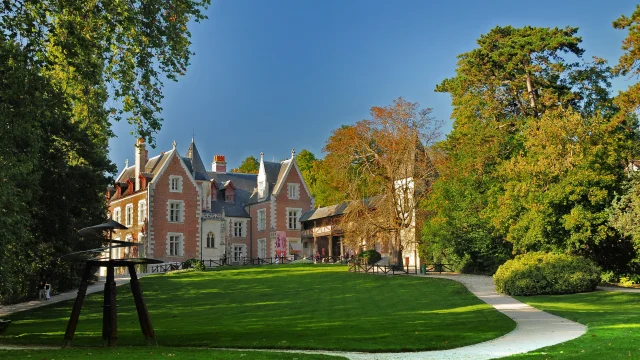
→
(182, 258, 206, 271)
(358, 250, 382, 265)
(494, 252, 601, 296)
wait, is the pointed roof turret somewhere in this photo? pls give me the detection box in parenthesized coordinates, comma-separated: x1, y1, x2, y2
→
(185, 140, 210, 181)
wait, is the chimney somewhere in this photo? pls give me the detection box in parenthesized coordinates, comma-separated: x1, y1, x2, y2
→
(212, 155, 227, 173)
(135, 138, 147, 191)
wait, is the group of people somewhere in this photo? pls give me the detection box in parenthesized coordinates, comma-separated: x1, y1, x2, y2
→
(38, 281, 51, 301)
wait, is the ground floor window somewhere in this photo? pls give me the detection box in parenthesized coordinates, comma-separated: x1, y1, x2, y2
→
(206, 231, 216, 248)
(168, 233, 183, 256)
(233, 245, 245, 262)
(258, 239, 266, 259)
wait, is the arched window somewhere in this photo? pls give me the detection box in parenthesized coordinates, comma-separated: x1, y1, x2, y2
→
(206, 232, 215, 248)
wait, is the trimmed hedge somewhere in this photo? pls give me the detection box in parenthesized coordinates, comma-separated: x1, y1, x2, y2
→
(358, 249, 382, 265)
(494, 252, 601, 296)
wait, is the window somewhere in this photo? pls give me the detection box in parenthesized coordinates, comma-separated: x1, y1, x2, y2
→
(168, 200, 184, 223)
(233, 245, 245, 262)
(286, 208, 301, 230)
(167, 233, 183, 256)
(257, 209, 266, 231)
(125, 204, 134, 227)
(258, 239, 266, 259)
(206, 231, 215, 248)
(169, 175, 182, 192)
(138, 200, 146, 224)
(113, 207, 122, 224)
(287, 183, 300, 200)
(233, 220, 245, 237)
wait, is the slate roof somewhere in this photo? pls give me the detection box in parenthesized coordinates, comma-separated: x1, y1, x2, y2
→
(183, 140, 209, 181)
(207, 172, 258, 218)
(113, 150, 175, 200)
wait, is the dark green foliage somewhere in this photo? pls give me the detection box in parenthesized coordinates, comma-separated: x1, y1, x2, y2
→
(0, 37, 109, 303)
(358, 249, 382, 265)
(183, 258, 205, 271)
(494, 252, 601, 296)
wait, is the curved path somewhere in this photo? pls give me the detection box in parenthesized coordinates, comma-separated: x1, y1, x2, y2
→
(232, 274, 588, 360)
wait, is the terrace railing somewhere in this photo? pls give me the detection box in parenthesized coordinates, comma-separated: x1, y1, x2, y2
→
(347, 260, 452, 275)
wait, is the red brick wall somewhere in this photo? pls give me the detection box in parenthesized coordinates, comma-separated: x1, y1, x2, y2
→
(109, 191, 147, 258)
(275, 163, 313, 243)
(150, 154, 200, 262)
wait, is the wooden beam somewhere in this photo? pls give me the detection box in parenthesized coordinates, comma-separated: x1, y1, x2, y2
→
(62, 264, 94, 348)
(128, 265, 157, 346)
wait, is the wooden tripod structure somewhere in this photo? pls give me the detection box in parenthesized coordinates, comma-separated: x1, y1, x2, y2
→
(62, 221, 162, 348)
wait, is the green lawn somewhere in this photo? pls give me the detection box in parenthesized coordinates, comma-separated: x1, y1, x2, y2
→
(500, 290, 640, 359)
(0, 265, 514, 353)
(0, 347, 344, 360)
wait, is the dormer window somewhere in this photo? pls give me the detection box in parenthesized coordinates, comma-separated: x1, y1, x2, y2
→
(225, 193, 235, 203)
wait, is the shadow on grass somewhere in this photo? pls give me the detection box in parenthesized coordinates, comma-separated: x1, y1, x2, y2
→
(1, 265, 515, 352)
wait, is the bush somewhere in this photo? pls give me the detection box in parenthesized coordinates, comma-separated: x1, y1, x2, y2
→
(182, 258, 206, 271)
(494, 252, 601, 296)
(358, 250, 382, 265)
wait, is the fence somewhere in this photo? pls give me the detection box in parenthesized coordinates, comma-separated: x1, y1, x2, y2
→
(347, 261, 453, 275)
(148, 256, 299, 273)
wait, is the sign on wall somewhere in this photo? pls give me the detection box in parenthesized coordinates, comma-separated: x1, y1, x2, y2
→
(275, 231, 287, 257)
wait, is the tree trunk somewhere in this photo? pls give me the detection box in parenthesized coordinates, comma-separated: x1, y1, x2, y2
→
(394, 231, 403, 266)
(525, 73, 536, 108)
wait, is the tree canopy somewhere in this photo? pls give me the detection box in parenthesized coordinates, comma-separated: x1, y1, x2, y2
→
(231, 156, 259, 174)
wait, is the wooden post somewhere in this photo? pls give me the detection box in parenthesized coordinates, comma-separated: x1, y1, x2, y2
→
(102, 264, 118, 346)
(62, 264, 94, 348)
(340, 238, 344, 259)
(328, 225, 333, 260)
(128, 264, 157, 346)
(313, 236, 317, 262)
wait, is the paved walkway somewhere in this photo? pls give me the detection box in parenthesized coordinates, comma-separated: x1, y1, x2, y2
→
(597, 285, 640, 293)
(0, 275, 144, 318)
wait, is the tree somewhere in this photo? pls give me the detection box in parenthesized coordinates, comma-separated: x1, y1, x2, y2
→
(424, 25, 622, 273)
(1, 0, 210, 144)
(0, 36, 108, 303)
(231, 156, 259, 174)
(488, 109, 633, 270)
(324, 98, 440, 265)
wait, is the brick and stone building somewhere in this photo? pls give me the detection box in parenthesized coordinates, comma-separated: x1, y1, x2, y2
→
(107, 139, 314, 265)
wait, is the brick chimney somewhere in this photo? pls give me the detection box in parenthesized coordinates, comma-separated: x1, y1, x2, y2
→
(212, 155, 227, 173)
(135, 138, 147, 191)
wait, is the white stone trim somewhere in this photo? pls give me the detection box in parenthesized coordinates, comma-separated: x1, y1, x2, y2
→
(169, 175, 183, 193)
(166, 232, 184, 257)
(285, 207, 303, 230)
(257, 208, 267, 231)
(138, 200, 146, 225)
(167, 200, 185, 223)
(270, 196, 276, 229)
(125, 203, 134, 227)
(112, 207, 122, 224)
(287, 183, 300, 200)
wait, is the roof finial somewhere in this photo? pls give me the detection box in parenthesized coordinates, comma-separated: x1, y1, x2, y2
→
(291, 148, 295, 158)
(172, 140, 177, 149)
(260, 151, 264, 161)
(125, 159, 129, 168)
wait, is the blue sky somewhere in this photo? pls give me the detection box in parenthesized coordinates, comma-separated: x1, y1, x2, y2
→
(108, 0, 638, 173)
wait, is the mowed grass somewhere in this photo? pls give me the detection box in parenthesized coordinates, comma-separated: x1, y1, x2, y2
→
(501, 290, 640, 359)
(1, 265, 514, 352)
(0, 347, 344, 360)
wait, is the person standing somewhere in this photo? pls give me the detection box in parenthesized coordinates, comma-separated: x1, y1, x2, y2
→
(38, 281, 45, 300)
(44, 281, 51, 300)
